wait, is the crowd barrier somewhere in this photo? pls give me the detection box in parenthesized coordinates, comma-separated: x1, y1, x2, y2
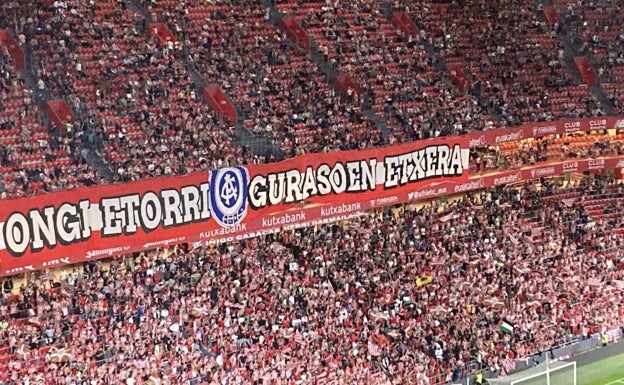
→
(279, 16, 310, 51)
(202, 86, 237, 124)
(542, 6, 559, 27)
(392, 12, 417, 37)
(573, 56, 597, 87)
(0, 117, 623, 275)
(45, 100, 75, 132)
(468, 327, 624, 385)
(334, 74, 360, 97)
(148, 23, 176, 46)
(0, 29, 24, 70)
(449, 66, 469, 92)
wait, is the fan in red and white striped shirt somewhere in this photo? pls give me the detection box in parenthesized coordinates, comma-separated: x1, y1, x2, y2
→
(368, 339, 381, 357)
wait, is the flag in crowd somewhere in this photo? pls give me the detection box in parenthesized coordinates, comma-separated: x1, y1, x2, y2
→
(15, 344, 30, 360)
(49, 346, 74, 363)
(561, 198, 575, 208)
(499, 319, 514, 334)
(439, 212, 454, 222)
(327, 279, 336, 296)
(483, 297, 505, 308)
(416, 275, 434, 287)
(587, 277, 602, 287)
(368, 339, 382, 357)
(504, 228, 519, 246)
(294, 332, 304, 345)
(501, 357, 516, 374)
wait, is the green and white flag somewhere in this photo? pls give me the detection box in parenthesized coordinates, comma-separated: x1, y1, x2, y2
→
(499, 319, 514, 334)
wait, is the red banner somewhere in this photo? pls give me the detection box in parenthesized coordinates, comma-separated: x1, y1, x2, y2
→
(2, 118, 624, 276)
(466, 116, 624, 148)
(0, 137, 469, 276)
(404, 156, 624, 201)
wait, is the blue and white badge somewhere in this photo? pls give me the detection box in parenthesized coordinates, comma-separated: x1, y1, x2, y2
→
(209, 167, 249, 227)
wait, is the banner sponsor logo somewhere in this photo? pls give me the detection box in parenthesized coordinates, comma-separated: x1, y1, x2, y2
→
(408, 187, 448, 200)
(143, 237, 186, 249)
(533, 125, 558, 136)
(617, 160, 624, 168)
(262, 211, 307, 228)
(494, 173, 522, 185)
(530, 167, 556, 178)
(86, 246, 132, 259)
(370, 196, 399, 207)
(563, 121, 581, 133)
(320, 203, 362, 217)
(563, 162, 579, 172)
(457, 116, 623, 149)
(589, 119, 607, 130)
(5, 265, 35, 275)
(454, 178, 485, 193)
(588, 159, 606, 170)
(469, 135, 487, 148)
(42, 257, 71, 268)
(495, 130, 524, 143)
(199, 224, 247, 240)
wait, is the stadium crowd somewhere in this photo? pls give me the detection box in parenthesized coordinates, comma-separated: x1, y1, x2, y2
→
(0, 0, 622, 384)
(0, 174, 623, 385)
(0, 44, 104, 199)
(277, 0, 608, 140)
(556, 0, 624, 113)
(2, 0, 252, 186)
(28, 0, 247, 182)
(389, 0, 606, 125)
(0, 0, 622, 193)
(276, 0, 494, 140)
(139, 0, 385, 155)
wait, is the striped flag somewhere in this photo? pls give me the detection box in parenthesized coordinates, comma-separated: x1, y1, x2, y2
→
(504, 228, 519, 246)
(501, 357, 516, 373)
(368, 370, 384, 383)
(587, 277, 602, 286)
(368, 339, 381, 357)
(439, 212, 453, 222)
(327, 279, 336, 297)
(15, 344, 30, 360)
(294, 332, 303, 345)
(315, 371, 329, 384)
(543, 280, 555, 293)
(561, 198, 575, 208)
(49, 346, 74, 363)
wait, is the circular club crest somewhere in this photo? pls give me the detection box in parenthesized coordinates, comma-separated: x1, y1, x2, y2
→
(209, 167, 249, 227)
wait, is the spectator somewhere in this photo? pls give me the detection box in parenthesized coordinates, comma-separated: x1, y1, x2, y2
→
(0, 174, 623, 384)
